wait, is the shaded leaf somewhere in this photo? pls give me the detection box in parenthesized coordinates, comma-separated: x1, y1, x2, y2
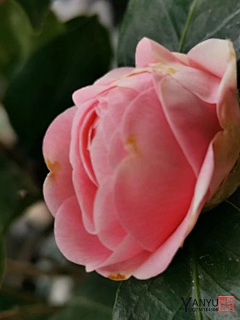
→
(0, 152, 39, 234)
(4, 16, 112, 160)
(15, 0, 50, 30)
(118, 0, 240, 66)
(0, 1, 22, 78)
(0, 1, 64, 79)
(113, 202, 240, 319)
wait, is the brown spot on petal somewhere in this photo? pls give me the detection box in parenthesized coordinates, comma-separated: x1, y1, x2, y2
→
(229, 50, 236, 61)
(125, 135, 140, 155)
(166, 67, 177, 75)
(228, 41, 236, 62)
(151, 63, 178, 75)
(45, 158, 61, 181)
(108, 274, 126, 281)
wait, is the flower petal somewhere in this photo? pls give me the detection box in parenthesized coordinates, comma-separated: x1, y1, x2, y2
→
(89, 234, 144, 273)
(97, 250, 150, 280)
(73, 68, 135, 105)
(89, 122, 113, 185)
(70, 103, 98, 234)
(55, 196, 111, 270)
(43, 107, 77, 216)
(95, 68, 135, 85)
(157, 75, 220, 176)
(170, 67, 220, 104)
(136, 37, 185, 68)
(188, 39, 234, 78)
(133, 146, 215, 280)
(93, 179, 126, 251)
(114, 88, 195, 251)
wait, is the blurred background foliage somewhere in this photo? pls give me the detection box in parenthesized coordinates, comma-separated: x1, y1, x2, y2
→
(0, 0, 127, 319)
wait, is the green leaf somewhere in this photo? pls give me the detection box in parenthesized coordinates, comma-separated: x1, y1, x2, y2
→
(51, 273, 118, 320)
(0, 152, 39, 234)
(0, 1, 23, 78)
(113, 202, 240, 319)
(118, 0, 240, 66)
(0, 1, 64, 79)
(3, 16, 112, 160)
(15, 0, 50, 30)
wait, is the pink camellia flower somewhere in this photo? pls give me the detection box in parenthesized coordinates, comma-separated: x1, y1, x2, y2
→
(43, 38, 240, 280)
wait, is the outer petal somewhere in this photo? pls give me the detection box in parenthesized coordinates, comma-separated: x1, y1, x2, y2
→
(95, 68, 135, 85)
(137, 38, 220, 104)
(43, 107, 77, 216)
(55, 196, 111, 270)
(172, 52, 189, 65)
(210, 48, 240, 193)
(116, 71, 153, 93)
(87, 234, 144, 276)
(157, 75, 220, 176)
(73, 85, 108, 106)
(170, 68, 220, 104)
(188, 39, 234, 78)
(97, 250, 150, 280)
(217, 43, 239, 127)
(73, 68, 134, 106)
(93, 179, 126, 251)
(132, 146, 215, 280)
(114, 88, 196, 251)
(135, 37, 186, 68)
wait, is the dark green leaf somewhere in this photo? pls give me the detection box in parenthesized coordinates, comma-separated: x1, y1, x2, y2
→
(118, 0, 240, 66)
(0, 1, 64, 79)
(0, 1, 22, 77)
(0, 152, 39, 233)
(15, 0, 50, 30)
(4, 16, 112, 160)
(113, 202, 240, 319)
(51, 273, 118, 320)
(111, 0, 129, 25)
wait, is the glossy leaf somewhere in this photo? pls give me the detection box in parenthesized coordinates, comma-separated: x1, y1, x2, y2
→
(51, 273, 118, 320)
(15, 0, 50, 30)
(4, 16, 112, 160)
(118, 0, 240, 66)
(113, 202, 240, 319)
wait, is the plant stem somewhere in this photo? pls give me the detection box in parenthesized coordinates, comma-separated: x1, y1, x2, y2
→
(178, 0, 198, 52)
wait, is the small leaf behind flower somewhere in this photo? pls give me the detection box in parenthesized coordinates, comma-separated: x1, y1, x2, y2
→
(15, 0, 50, 30)
(113, 202, 240, 319)
(4, 16, 112, 161)
(118, 0, 240, 66)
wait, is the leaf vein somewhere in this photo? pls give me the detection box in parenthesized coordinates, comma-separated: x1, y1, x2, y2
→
(202, 7, 240, 40)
